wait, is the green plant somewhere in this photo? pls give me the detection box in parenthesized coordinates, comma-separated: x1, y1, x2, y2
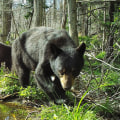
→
(4, 85, 19, 94)
(34, 91, 100, 120)
(96, 51, 106, 59)
(0, 71, 20, 95)
(19, 86, 47, 101)
(103, 70, 120, 85)
(94, 98, 114, 117)
(38, 103, 99, 120)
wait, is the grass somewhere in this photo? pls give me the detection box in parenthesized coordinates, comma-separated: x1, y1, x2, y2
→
(37, 104, 99, 120)
(27, 97, 100, 120)
(0, 63, 119, 120)
(0, 66, 101, 120)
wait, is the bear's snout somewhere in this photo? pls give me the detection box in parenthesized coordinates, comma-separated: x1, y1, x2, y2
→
(60, 74, 74, 90)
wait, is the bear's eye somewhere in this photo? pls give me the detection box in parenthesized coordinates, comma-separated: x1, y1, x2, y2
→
(59, 69, 66, 76)
(59, 71, 65, 76)
(60, 72, 65, 76)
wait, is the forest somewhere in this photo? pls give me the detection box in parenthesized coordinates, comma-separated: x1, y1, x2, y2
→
(0, 0, 120, 120)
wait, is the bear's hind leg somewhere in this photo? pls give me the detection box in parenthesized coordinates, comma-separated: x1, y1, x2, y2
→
(19, 67, 30, 87)
(14, 59, 30, 87)
(5, 61, 11, 70)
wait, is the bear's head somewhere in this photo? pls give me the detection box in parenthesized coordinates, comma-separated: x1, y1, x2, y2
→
(49, 43, 86, 90)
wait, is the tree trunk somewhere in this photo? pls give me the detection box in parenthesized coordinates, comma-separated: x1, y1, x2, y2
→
(81, 4, 86, 36)
(1, 0, 12, 42)
(85, 5, 88, 36)
(102, 2, 106, 52)
(53, 0, 56, 22)
(61, 0, 67, 29)
(105, 1, 115, 60)
(33, 0, 43, 27)
(43, 0, 46, 26)
(68, 0, 78, 46)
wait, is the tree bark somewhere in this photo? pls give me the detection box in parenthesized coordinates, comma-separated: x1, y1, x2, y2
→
(61, 0, 67, 29)
(102, 2, 106, 52)
(1, 0, 12, 42)
(68, 0, 78, 46)
(105, 1, 115, 60)
(53, 0, 56, 22)
(33, 0, 43, 27)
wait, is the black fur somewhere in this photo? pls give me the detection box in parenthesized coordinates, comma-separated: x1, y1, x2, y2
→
(0, 43, 11, 70)
(12, 27, 86, 103)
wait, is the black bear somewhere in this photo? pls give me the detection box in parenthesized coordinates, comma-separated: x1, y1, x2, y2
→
(0, 42, 11, 70)
(12, 27, 86, 104)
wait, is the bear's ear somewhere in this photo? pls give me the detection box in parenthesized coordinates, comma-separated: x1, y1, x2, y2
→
(50, 43, 63, 58)
(76, 43, 86, 55)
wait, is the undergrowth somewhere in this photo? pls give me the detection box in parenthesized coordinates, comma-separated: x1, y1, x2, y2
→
(0, 50, 119, 120)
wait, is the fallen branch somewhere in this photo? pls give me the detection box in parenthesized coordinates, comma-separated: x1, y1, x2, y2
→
(85, 53, 120, 71)
(0, 92, 18, 101)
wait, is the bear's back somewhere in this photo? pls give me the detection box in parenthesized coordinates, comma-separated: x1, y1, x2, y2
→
(23, 27, 76, 58)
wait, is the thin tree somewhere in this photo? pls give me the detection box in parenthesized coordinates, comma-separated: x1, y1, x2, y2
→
(1, 0, 12, 42)
(61, 0, 67, 29)
(32, 0, 43, 27)
(105, 1, 115, 61)
(68, 0, 78, 46)
(53, 0, 56, 22)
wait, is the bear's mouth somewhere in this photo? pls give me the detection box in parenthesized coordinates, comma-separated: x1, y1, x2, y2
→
(50, 74, 74, 91)
(59, 74, 74, 91)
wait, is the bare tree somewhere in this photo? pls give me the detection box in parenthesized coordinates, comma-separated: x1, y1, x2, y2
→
(32, 0, 43, 27)
(61, 0, 67, 29)
(1, 0, 12, 42)
(68, 0, 78, 46)
(105, 1, 115, 61)
(53, 0, 56, 22)
(102, 2, 106, 52)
